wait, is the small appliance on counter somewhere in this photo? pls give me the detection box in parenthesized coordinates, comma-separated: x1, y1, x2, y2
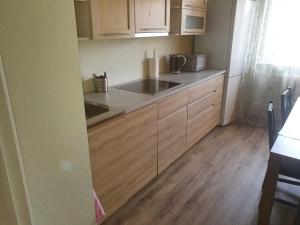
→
(181, 54, 208, 72)
(169, 54, 187, 74)
(93, 72, 108, 93)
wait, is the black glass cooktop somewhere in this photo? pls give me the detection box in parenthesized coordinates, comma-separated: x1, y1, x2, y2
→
(116, 79, 182, 95)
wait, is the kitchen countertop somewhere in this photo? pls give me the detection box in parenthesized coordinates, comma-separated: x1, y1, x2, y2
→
(85, 69, 226, 126)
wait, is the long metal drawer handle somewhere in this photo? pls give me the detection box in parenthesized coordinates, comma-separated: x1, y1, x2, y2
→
(140, 28, 166, 31)
(184, 4, 204, 9)
(101, 33, 129, 36)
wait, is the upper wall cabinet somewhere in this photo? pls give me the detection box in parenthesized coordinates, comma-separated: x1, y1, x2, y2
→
(134, 0, 170, 35)
(90, 0, 134, 39)
(182, 0, 207, 10)
(170, 0, 207, 35)
(74, 0, 170, 39)
(74, 0, 93, 40)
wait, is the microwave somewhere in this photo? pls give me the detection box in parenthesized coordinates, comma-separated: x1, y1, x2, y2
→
(170, 8, 206, 35)
(182, 9, 206, 35)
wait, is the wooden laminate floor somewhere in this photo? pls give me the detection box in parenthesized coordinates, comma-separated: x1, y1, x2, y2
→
(103, 124, 298, 225)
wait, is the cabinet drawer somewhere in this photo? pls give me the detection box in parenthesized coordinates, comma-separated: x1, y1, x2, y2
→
(158, 90, 188, 120)
(188, 78, 216, 104)
(187, 105, 216, 149)
(188, 91, 215, 120)
(158, 107, 187, 174)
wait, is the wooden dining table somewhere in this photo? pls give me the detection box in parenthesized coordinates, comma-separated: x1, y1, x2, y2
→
(258, 97, 300, 225)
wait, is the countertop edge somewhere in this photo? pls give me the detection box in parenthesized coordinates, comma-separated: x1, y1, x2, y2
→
(122, 70, 226, 113)
(85, 70, 226, 126)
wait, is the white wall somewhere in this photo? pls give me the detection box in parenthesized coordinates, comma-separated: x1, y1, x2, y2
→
(0, 150, 18, 225)
(0, 1, 95, 225)
(0, 57, 31, 225)
(79, 36, 193, 92)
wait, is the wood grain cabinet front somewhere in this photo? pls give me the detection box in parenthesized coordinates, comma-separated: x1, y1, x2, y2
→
(134, 0, 170, 33)
(158, 90, 188, 120)
(158, 107, 187, 174)
(87, 74, 225, 221)
(125, 103, 158, 199)
(90, 0, 134, 39)
(182, 0, 207, 10)
(213, 75, 225, 125)
(186, 75, 225, 149)
(88, 116, 129, 219)
(188, 78, 216, 104)
(187, 105, 215, 149)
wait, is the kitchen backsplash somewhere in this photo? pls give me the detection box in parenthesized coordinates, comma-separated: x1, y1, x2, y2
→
(78, 36, 193, 93)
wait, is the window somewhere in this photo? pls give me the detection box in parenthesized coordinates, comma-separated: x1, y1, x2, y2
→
(258, 0, 300, 67)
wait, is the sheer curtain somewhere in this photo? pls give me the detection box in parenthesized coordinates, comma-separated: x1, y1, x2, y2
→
(239, 0, 300, 127)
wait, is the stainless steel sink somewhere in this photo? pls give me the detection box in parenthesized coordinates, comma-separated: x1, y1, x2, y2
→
(84, 102, 109, 119)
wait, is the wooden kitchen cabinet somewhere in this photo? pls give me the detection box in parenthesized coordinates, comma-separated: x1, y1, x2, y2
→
(87, 74, 225, 221)
(213, 75, 225, 125)
(188, 78, 216, 104)
(187, 105, 215, 149)
(74, 0, 92, 40)
(182, 0, 207, 10)
(158, 90, 188, 120)
(75, 0, 170, 39)
(186, 75, 224, 149)
(188, 91, 215, 120)
(90, 0, 134, 39)
(88, 116, 129, 219)
(158, 107, 187, 174)
(134, 0, 170, 33)
(125, 104, 158, 199)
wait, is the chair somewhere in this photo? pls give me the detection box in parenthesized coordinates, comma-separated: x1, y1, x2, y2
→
(267, 101, 276, 149)
(281, 87, 293, 124)
(265, 101, 300, 208)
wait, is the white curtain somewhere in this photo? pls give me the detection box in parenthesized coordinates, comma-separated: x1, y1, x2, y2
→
(239, 0, 300, 127)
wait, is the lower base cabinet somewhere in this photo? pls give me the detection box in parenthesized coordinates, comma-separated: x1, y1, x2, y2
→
(88, 74, 225, 222)
(125, 104, 158, 199)
(187, 75, 224, 149)
(158, 107, 187, 174)
(88, 104, 158, 221)
(88, 116, 129, 219)
(187, 105, 216, 149)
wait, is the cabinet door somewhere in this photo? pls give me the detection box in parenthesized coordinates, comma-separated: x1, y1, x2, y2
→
(135, 0, 170, 33)
(88, 116, 129, 218)
(90, 0, 134, 38)
(158, 107, 187, 174)
(125, 104, 158, 199)
(182, 0, 207, 10)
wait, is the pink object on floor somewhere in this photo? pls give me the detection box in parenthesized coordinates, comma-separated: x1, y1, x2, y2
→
(93, 190, 105, 223)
